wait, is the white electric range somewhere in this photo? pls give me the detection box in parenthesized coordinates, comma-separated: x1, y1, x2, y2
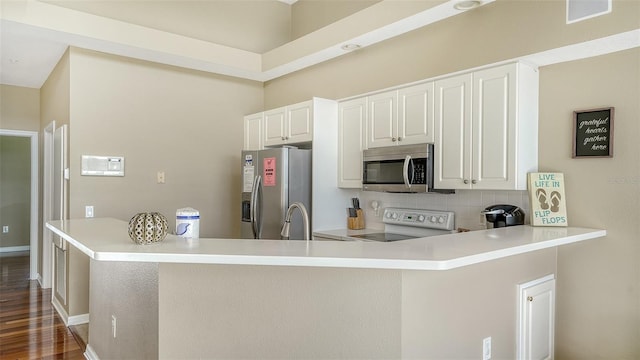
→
(346, 207, 455, 242)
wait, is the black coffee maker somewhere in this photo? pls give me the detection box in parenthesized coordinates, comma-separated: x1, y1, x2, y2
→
(482, 205, 525, 228)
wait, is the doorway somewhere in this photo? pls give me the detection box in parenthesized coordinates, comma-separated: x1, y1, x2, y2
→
(0, 129, 38, 280)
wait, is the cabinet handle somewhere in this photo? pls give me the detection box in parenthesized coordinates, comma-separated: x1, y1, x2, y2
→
(527, 296, 534, 302)
(281, 136, 285, 140)
(392, 137, 397, 142)
(463, 179, 469, 184)
(472, 179, 477, 184)
(398, 137, 402, 141)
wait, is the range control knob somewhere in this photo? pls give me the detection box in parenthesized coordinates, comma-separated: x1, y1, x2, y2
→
(385, 212, 392, 219)
(391, 212, 399, 219)
(417, 215, 425, 222)
(438, 216, 445, 224)
(430, 216, 437, 223)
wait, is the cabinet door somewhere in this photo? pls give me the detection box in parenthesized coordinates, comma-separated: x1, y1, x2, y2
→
(472, 64, 517, 189)
(518, 276, 555, 360)
(338, 97, 367, 188)
(263, 107, 286, 147)
(243, 113, 263, 150)
(286, 100, 313, 144)
(398, 82, 434, 145)
(367, 90, 397, 148)
(434, 73, 472, 189)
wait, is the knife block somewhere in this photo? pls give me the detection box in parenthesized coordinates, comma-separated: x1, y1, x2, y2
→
(347, 209, 365, 230)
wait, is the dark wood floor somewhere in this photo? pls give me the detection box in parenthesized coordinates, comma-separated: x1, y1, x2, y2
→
(0, 253, 85, 359)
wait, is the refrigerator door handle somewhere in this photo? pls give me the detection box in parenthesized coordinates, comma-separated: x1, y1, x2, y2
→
(250, 175, 262, 239)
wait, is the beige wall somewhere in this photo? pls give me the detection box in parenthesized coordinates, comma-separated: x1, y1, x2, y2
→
(67, 47, 263, 238)
(0, 84, 39, 251)
(0, 136, 31, 249)
(263, 0, 640, 357)
(44, 0, 292, 53)
(539, 48, 640, 359)
(0, 84, 41, 131)
(156, 249, 555, 358)
(265, 0, 640, 108)
(291, 0, 380, 39)
(89, 259, 159, 359)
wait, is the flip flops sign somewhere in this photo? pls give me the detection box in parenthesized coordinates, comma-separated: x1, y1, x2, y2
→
(528, 172, 568, 226)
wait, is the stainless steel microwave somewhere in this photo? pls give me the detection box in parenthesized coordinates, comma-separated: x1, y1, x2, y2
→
(362, 143, 452, 193)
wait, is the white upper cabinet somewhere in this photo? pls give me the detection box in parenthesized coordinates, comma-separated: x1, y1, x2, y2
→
(367, 83, 434, 148)
(434, 62, 538, 190)
(286, 101, 314, 144)
(398, 82, 435, 145)
(243, 112, 263, 151)
(338, 97, 367, 188)
(367, 90, 397, 148)
(434, 73, 472, 189)
(263, 100, 313, 147)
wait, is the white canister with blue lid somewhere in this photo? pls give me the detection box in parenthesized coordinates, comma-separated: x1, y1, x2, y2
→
(176, 207, 200, 238)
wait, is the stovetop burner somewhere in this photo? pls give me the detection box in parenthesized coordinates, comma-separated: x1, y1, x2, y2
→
(348, 232, 416, 242)
(346, 208, 455, 242)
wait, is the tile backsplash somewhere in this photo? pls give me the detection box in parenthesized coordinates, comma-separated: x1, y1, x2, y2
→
(344, 190, 530, 231)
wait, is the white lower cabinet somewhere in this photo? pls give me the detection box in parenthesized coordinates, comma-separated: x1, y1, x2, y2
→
(338, 97, 367, 188)
(518, 275, 556, 360)
(434, 62, 538, 190)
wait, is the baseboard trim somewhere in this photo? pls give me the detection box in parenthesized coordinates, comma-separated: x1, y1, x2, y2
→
(0, 245, 30, 253)
(51, 296, 69, 326)
(84, 344, 100, 360)
(69, 313, 90, 326)
(52, 296, 89, 326)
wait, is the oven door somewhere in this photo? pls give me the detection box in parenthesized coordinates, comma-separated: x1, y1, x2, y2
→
(362, 153, 428, 192)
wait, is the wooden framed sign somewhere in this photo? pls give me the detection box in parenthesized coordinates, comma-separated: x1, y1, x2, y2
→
(572, 107, 614, 158)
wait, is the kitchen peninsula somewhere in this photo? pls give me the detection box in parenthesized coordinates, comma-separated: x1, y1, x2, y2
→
(47, 218, 605, 359)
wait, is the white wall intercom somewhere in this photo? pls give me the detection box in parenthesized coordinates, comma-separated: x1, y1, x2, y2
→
(81, 155, 125, 176)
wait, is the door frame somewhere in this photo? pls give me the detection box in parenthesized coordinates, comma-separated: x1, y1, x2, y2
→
(0, 129, 39, 280)
(41, 122, 56, 288)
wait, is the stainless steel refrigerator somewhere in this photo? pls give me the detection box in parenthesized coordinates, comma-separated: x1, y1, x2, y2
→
(241, 147, 311, 240)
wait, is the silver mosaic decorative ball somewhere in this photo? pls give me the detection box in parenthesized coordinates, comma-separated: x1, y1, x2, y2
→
(128, 212, 168, 245)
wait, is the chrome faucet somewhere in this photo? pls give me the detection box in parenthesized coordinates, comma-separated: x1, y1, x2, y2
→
(280, 202, 311, 240)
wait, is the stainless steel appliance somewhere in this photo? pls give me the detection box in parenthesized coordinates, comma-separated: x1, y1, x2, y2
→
(347, 207, 455, 242)
(241, 147, 311, 240)
(481, 204, 525, 228)
(362, 143, 452, 193)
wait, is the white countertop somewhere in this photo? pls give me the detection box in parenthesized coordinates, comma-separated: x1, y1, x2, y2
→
(46, 218, 606, 271)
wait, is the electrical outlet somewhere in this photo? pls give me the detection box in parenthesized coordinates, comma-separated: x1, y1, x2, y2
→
(2, 226, 8, 233)
(157, 171, 165, 184)
(483, 336, 492, 360)
(111, 315, 117, 338)
(85, 206, 94, 218)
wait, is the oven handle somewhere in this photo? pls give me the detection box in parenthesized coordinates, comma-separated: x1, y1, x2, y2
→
(403, 155, 414, 189)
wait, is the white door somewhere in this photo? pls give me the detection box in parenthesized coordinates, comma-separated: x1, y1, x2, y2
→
(518, 275, 555, 360)
(286, 100, 313, 144)
(367, 90, 397, 148)
(338, 97, 367, 188)
(472, 64, 517, 189)
(434, 73, 472, 189)
(398, 82, 435, 145)
(52, 125, 68, 305)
